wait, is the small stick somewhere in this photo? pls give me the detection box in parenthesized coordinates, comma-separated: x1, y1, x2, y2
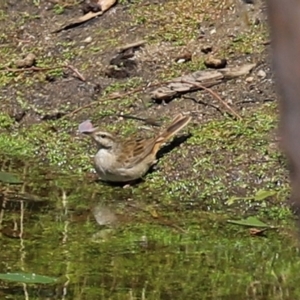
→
(180, 80, 242, 120)
(63, 82, 166, 118)
(66, 65, 86, 81)
(63, 80, 224, 118)
(1, 64, 86, 81)
(117, 40, 146, 53)
(116, 114, 161, 127)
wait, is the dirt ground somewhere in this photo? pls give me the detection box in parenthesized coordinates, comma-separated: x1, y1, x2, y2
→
(0, 0, 285, 211)
(0, 0, 274, 122)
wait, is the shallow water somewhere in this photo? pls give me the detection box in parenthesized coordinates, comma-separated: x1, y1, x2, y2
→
(0, 160, 300, 300)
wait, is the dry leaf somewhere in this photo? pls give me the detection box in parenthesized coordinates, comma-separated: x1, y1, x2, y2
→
(53, 11, 103, 33)
(150, 63, 256, 101)
(52, 0, 116, 33)
(249, 228, 268, 236)
(149, 208, 159, 218)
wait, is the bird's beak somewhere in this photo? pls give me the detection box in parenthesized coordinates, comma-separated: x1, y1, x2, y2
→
(78, 120, 98, 134)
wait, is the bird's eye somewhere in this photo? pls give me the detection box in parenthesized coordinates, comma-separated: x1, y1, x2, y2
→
(99, 134, 107, 139)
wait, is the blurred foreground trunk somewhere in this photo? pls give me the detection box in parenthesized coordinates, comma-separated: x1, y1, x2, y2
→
(266, 0, 300, 231)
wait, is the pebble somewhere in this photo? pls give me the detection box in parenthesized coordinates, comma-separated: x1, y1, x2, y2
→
(83, 36, 92, 43)
(204, 56, 227, 69)
(201, 45, 213, 54)
(175, 51, 192, 63)
(176, 59, 186, 64)
(15, 53, 36, 68)
(257, 69, 266, 78)
(245, 76, 254, 83)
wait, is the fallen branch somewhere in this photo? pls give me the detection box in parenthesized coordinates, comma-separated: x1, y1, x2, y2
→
(63, 68, 246, 119)
(181, 80, 242, 120)
(150, 63, 256, 101)
(62, 83, 162, 118)
(1, 65, 86, 81)
(3, 63, 249, 120)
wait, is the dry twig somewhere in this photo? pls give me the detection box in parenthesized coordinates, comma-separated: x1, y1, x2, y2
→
(117, 40, 146, 53)
(63, 82, 167, 118)
(180, 80, 242, 120)
(64, 78, 242, 119)
(1, 64, 241, 121)
(1, 65, 86, 81)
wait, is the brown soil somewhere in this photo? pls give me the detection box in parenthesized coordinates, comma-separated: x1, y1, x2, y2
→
(0, 0, 274, 124)
(0, 0, 284, 211)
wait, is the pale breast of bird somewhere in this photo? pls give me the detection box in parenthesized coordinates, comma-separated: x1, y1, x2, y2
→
(94, 148, 116, 176)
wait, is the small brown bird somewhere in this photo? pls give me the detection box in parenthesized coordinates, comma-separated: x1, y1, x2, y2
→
(79, 114, 191, 182)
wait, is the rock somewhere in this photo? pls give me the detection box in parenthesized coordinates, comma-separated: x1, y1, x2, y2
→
(201, 45, 213, 54)
(175, 51, 192, 63)
(15, 53, 36, 68)
(105, 65, 129, 79)
(245, 76, 254, 82)
(204, 56, 227, 69)
(83, 36, 92, 43)
(257, 69, 266, 78)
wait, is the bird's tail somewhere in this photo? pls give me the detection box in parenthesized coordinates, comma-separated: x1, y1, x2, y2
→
(153, 114, 191, 150)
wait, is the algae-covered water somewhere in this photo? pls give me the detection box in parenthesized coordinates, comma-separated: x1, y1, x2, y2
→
(0, 156, 300, 300)
(0, 0, 298, 298)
